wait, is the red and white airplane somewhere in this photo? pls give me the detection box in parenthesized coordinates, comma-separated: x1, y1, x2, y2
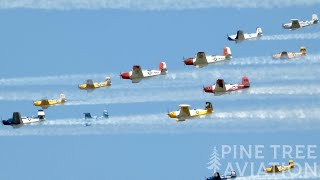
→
(183, 47, 232, 68)
(120, 62, 168, 83)
(203, 76, 250, 95)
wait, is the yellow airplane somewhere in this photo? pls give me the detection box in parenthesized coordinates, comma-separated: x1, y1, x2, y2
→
(167, 102, 214, 122)
(33, 93, 66, 109)
(272, 46, 306, 59)
(264, 160, 295, 173)
(78, 76, 112, 90)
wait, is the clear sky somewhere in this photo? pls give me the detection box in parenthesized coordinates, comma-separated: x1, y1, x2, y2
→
(0, 1, 319, 180)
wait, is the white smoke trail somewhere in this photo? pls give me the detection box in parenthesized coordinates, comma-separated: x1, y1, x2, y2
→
(1, 83, 320, 104)
(0, 0, 319, 10)
(261, 32, 320, 41)
(0, 73, 115, 86)
(0, 107, 319, 136)
(0, 55, 319, 87)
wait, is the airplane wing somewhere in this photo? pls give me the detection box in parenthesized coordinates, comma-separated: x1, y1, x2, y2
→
(236, 30, 245, 40)
(41, 99, 49, 104)
(178, 105, 191, 118)
(131, 65, 144, 79)
(86, 79, 94, 85)
(214, 79, 226, 92)
(195, 52, 208, 65)
(291, 19, 301, 29)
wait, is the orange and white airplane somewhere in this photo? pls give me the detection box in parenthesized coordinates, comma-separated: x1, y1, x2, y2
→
(183, 47, 232, 68)
(120, 62, 168, 83)
(167, 102, 214, 122)
(79, 76, 111, 90)
(272, 46, 306, 60)
(203, 76, 250, 95)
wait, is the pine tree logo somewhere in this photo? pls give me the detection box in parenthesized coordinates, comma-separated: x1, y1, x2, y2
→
(207, 146, 221, 172)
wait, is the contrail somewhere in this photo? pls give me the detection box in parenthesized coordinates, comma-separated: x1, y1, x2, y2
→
(0, 107, 319, 136)
(0, 0, 319, 10)
(261, 32, 320, 40)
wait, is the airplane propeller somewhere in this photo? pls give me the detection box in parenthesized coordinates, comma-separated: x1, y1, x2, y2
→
(119, 72, 122, 79)
(182, 56, 185, 67)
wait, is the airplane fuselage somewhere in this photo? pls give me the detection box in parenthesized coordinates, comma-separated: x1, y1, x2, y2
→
(168, 109, 212, 121)
(185, 55, 230, 68)
(204, 83, 249, 94)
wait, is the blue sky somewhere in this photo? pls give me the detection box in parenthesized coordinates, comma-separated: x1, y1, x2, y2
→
(0, 1, 320, 180)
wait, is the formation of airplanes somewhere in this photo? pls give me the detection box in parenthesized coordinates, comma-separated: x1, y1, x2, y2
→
(1, 12, 316, 180)
(3, 13, 317, 126)
(282, 14, 318, 30)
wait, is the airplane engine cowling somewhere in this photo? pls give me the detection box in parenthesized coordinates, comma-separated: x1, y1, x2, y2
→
(184, 58, 194, 65)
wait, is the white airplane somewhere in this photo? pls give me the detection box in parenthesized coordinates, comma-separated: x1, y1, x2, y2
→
(282, 14, 318, 30)
(2, 110, 45, 126)
(203, 76, 250, 95)
(183, 47, 232, 68)
(168, 102, 214, 122)
(228, 27, 263, 43)
(120, 62, 168, 83)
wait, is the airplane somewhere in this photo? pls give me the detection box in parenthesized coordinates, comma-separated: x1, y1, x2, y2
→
(282, 14, 318, 30)
(203, 76, 250, 95)
(228, 27, 263, 43)
(79, 76, 112, 90)
(272, 46, 306, 59)
(83, 110, 109, 126)
(120, 62, 168, 83)
(2, 110, 45, 126)
(167, 102, 214, 122)
(33, 93, 66, 109)
(183, 47, 232, 68)
(264, 160, 295, 173)
(206, 171, 237, 180)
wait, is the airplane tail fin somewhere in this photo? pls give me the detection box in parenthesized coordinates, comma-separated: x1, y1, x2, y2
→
(242, 76, 250, 87)
(312, 14, 318, 24)
(213, 172, 221, 179)
(105, 76, 112, 86)
(159, 62, 168, 75)
(256, 27, 263, 36)
(231, 171, 237, 178)
(300, 46, 307, 55)
(289, 160, 295, 168)
(37, 110, 45, 120)
(12, 112, 22, 124)
(59, 93, 66, 102)
(103, 110, 109, 118)
(223, 47, 232, 59)
(205, 102, 213, 112)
